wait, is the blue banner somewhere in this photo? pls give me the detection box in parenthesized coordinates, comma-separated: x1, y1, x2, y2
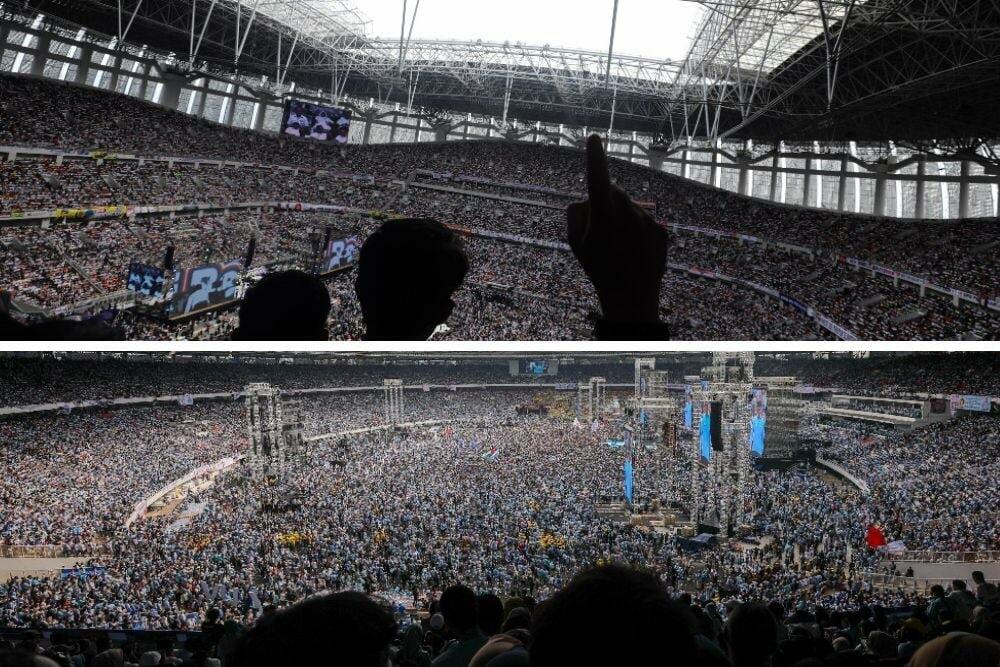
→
(750, 416, 766, 455)
(699, 411, 712, 461)
(951, 395, 992, 412)
(623, 459, 634, 504)
(684, 385, 693, 428)
(750, 388, 767, 456)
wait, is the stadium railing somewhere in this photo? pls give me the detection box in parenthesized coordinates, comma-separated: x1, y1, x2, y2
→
(889, 550, 1000, 563)
(864, 572, 1000, 593)
(0, 544, 109, 558)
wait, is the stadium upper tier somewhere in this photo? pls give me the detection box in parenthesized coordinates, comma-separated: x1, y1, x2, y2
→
(1, 73, 998, 341)
(6, 0, 1000, 142)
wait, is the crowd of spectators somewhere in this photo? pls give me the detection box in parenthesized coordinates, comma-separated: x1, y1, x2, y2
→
(0, 355, 646, 406)
(2, 73, 996, 341)
(0, 356, 998, 664)
(2, 352, 997, 408)
(755, 353, 1000, 397)
(0, 403, 245, 551)
(815, 414, 1000, 552)
(832, 399, 924, 419)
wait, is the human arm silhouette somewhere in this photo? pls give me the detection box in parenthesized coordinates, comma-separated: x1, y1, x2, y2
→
(567, 134, 670, 340)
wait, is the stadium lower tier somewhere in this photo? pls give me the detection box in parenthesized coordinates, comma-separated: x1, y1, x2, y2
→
(3, 195, 997, 339)
(1, 386, 998, 630)
(1, 72, 998, 340)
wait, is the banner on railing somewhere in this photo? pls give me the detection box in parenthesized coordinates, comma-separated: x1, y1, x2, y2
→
(53, 205, 131, 220)
(950, 394, 992, 412)
(815, 314, 858, 341)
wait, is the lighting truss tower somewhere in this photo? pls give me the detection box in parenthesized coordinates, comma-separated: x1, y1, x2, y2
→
(690, 352, 755, 535)
(245, 382, 283, 475)
(634, 357, 656, 400)
(383, 379, 404, 424)
(576, 377, 607, 422)
(635, 360, 681, 503)
(281, 399, 307, 464)
(590, 377, 607, 420)
(756, 376, 807, 458)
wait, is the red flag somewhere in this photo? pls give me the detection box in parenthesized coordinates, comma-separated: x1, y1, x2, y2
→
(866, 525, 886, 549)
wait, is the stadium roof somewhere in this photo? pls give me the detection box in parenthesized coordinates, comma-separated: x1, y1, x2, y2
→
(20, 0, 1000, 143)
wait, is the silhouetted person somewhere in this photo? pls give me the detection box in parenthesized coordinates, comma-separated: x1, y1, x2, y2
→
(567, 135, 670, 340)
(433, 584, 486, 667)
(477, 592, 505, 637)
(232, 269, 330, 340)
(909, 632, 1000, 667)
(727, 602, 780, 667)
(529, 564, 696, 666)
(229, 592, 396, 667)
(356, 219, 469, 340)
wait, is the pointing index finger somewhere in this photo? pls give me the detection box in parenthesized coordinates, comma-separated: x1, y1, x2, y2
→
(586, 134, 612, 212)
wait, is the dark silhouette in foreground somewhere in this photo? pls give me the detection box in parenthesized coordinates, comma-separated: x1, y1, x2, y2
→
(4, 562, 1000, 667)
(356, 218, 469, 341)
(568, 134, 671, 340)
(232, 270, 331, 341)
(229, 592, 395, 667)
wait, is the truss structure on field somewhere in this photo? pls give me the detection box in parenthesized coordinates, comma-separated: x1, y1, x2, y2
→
(690, 352, 755, 535)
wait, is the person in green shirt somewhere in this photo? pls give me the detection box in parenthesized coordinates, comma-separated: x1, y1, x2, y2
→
(432, 585, 487, 667)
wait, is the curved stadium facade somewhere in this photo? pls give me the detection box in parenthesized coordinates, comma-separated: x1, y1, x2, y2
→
(2, 1, 997, 221)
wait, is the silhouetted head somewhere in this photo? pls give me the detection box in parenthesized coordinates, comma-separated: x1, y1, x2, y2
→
(440, 584, 480, 637)
(909, 632, 1000, 667)
(356, 219, 468, 340)
(529, 564, 696, 666)
(477, 592, 505, 636)
(229, 592, 395, 667)
(727, 602, 780, 667)
(233, 270, 330, 340)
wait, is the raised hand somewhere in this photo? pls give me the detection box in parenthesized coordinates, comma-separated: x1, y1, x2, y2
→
(567, 134, 669, 334)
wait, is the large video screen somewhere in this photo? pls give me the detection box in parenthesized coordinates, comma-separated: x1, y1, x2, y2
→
(168, 260, 242, 318)
(699, 402, 712, 461)
(320, 236, 359, 275)
(521, 360, 549, 376)
(281, 99, 351, 144)
(125, 262, 164, 297)
(749, 388, 767, 456)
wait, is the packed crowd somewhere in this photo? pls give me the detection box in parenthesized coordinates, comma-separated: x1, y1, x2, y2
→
(2, 568, 999, 667)
(1, 372, 998, 633)
(2, 73, 996, 341)
(815, 414, 1000, 552)
(2, 352, 997, 409)
(754, 353, 1000, 397)
(832, 399, 924, 419)
(0, 355, 643, 406)
(0, 403, 245, 551)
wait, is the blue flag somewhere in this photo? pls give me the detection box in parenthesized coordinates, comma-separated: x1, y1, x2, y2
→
(750, 416, 766, 455)
(623, 459, 634, 503)
(699, 412, 712, 461)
